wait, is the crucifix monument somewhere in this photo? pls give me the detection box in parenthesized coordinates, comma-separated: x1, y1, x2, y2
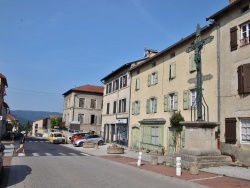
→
(173, 24, 231, 169)
(186, 24, 214, 121)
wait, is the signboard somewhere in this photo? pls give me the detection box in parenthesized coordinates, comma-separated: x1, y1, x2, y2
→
(116, 118, 127, 124)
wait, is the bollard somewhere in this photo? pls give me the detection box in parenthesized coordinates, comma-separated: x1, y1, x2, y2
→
(137, 152, 142, 166)
(176, 157, 181, 176)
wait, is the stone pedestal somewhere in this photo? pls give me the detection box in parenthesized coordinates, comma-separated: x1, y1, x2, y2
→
(151, 156, 158, 165)
(174, 121, 231, 168)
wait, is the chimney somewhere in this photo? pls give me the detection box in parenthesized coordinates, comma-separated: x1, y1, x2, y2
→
(144, 48, 158, 58)
(229, 0, 236, 4)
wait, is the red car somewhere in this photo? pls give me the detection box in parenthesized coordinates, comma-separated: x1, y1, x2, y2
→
(71, 133, 91, 143)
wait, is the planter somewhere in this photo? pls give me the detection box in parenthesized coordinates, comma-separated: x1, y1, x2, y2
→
(83, 142, 95, 148)
(107, 147, 124, 154)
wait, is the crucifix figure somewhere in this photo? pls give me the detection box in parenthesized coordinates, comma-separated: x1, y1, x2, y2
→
(186, 24, 214, 121)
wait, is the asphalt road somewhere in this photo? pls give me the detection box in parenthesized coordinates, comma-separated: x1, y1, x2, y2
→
(2, 137, 207, 188)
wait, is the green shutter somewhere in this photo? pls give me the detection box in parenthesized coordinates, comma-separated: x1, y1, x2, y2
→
(132, 102, 135, 115)
(173, 63, 176, 78)
(189, 53, 196, 72)
(147, 74, 151, 87)
(146, 99, 150, 114)
(183, 90, 189, 110)
(155, 71, 158, 84)
(154, 97, 157, 113)
(174, 92, 178, 110)
(138, 101, 140, 114)
(164, 95, 168, 112)
(136, 78, 140, 90)
(170, 63, 176, 79)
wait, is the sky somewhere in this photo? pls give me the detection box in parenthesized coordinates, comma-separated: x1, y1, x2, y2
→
(0, 0, 229, 113)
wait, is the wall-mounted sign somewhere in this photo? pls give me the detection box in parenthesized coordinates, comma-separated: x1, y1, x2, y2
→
(116, 118, 127, 124)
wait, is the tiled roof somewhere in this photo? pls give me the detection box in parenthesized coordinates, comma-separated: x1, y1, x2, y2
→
(7, 114, 17, 121)
(63, 84, 104, 95)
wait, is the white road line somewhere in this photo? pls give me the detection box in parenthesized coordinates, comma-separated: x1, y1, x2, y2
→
(18, 153, 25, 157)
(58, 153, 66, 156)
(80, 153, 90, 156)
(45, 153, 52, 156)
(69, 153, 77, 156)
(32, 153, 40, 156)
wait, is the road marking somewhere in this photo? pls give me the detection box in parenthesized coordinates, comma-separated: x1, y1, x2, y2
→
(18, 153, 25, 157)
(58, 153, 66, 156)
(32, 153, 40, 156)
(69, 153, 77, 156)
(80, 153, 90, 156)
(45, 153, 52, 156)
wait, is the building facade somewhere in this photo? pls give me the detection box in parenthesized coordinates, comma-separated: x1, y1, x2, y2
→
(62, 84, 104, 134)
(129, 25, 218, 153)
(207, 0, 250, 164)
(0, 73, 8, 137)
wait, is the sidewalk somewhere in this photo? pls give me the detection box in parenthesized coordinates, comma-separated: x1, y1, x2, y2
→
(72, 143, 250, 188)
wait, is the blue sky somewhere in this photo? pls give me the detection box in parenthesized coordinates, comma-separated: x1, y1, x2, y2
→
(0, 0, 228, 113)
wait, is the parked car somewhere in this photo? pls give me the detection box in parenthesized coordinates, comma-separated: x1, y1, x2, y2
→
(73, 135, 104, 147)
(71, 132, 92, 143)
(35, 133, 43, 137)
(48, 132, 66, 144)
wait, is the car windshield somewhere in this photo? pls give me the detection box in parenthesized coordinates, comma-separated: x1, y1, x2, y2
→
(54, 134, 63, 137)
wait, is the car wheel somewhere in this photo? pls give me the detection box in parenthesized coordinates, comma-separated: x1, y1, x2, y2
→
(79, 142, 83, 147)
(98, 140, 104, 145)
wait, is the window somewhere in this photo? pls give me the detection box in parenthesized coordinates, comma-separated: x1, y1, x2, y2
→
(113, 101, 117, 114)
(169, 63, 176, 79)
(108, 83, 112, 93)
(241, 118, 250, 142)
(78, 114, 84, 123)
(79, 98, 85, 108)
(242, 5, 249, 13)
(230, 26, 238, 51)
(90, 115, 96, 124)
(113, 79, 119, 91)
(151, 127, 159, 145)
(146, 97, 157, 113)
(118, 98, 126, 113)
(152, 62, 156, 67)
(238, 63, 250, 94)
(147, 72, 158, 86)
(170, 52, 175, 59)
(135, 78, 140, 90)
(106, 103, 110, 114)
(90, 99, 96, 109)
(189, 53, 196, 72)
(183, 89, 196, 110)
(136, 70, 140, 74)
(240, 22, 250, 46)
(170, 93, 178, 111)
(225, 118, 237, 144)
(132, 101, 140, 115)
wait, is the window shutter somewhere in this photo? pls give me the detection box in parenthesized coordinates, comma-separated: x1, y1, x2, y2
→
(173, 63, 176, 78)
(146, 99, 150, 114)
(225, 118, 237, 144)
(189, 53, 196, 72)
(147, 74, 151, 87)
(230, 26, 238, 51)
(154, 97, 157, 113)
(132, 102, 135, 115)
(243, 63, 250, 93)
(136, 78, 140, 90)
(238, 65, 244, 94)
(183, 90, 189, 110)
(124, 99, 126, 112)
(155, 71, 158, 84)
(138, 101, 140, 114)
(174, 92, 178, 110)
(164, 95, 168, 112)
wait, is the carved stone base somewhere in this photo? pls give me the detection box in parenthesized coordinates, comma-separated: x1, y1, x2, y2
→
(107, 148, 124, 154)
(83, 142, 95, 148)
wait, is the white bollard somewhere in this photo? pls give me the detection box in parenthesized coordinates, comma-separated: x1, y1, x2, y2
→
(176, 157, 181, 176)
(137, 152, 142, 166)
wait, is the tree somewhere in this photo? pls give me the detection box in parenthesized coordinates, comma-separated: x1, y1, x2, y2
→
(50, 117, 63, 129)
(170, 111, 185, 152)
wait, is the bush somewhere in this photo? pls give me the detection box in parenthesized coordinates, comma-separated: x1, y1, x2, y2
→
(170, 111, 184, 132)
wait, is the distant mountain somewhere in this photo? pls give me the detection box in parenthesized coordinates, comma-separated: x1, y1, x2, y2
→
(10, 110, 62, 125)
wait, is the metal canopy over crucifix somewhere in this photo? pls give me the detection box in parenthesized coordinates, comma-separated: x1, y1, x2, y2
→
(186, 24, 214, 121)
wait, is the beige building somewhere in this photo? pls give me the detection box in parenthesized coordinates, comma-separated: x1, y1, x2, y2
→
(129, 25, 219, 153)
(62, 84, 104, 134)
(100, 51, 156, 146)
(207, 0, 250, 164)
